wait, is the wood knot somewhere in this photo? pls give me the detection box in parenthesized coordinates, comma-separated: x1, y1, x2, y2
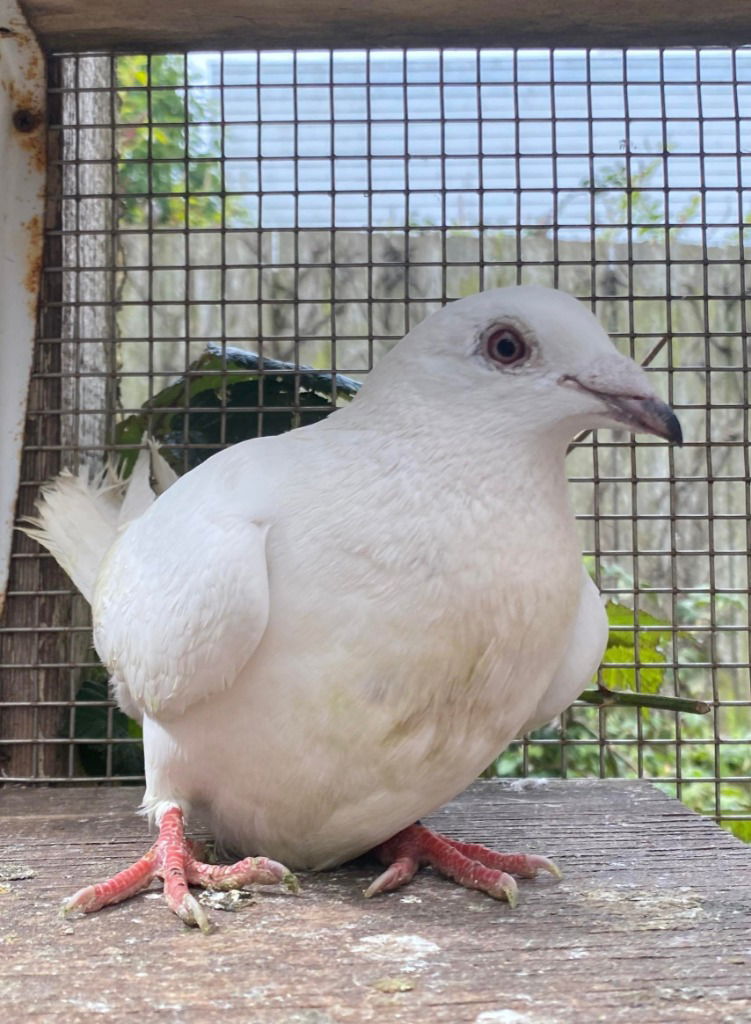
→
(13, 108, 41, 133)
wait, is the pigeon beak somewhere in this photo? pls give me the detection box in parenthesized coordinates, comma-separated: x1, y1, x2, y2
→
(598, 394, 683, 445)
(560, 375, 683, 445)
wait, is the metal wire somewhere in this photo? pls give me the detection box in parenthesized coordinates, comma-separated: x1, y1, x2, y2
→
(0, 46, 748, 836)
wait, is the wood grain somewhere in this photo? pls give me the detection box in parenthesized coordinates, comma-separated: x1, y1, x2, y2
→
(1, 779, 750, 1022)
(0, 56, 69, 781)
(15, 0, 751, 54)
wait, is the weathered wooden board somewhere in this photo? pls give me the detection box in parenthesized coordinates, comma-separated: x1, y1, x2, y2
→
(16, 0, 751, 54)
(0, 0, 46, 617)
(1, 779, 750, 1023)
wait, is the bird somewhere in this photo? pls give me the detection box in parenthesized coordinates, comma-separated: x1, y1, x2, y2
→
(25, 285, 682, 932)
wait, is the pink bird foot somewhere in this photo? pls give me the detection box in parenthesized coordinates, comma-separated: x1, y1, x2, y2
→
(364, 823, 561, 907)
(62, 806, 300, 933)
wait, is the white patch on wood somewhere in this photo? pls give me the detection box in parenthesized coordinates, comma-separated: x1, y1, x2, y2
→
(352, 932, 441, 971)
(507, 777, 551, 791)
(475, 1011, 537, 1024)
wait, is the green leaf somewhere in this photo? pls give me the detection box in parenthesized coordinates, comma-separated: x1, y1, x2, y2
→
(114, 346, 360, 475)
(721, 820, 751, 844)
(74, 671, 144, 778)
(605, 600, 673, 652)
(601, 643, 666, 694)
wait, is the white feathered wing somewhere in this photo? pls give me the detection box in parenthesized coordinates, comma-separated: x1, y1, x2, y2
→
(94, 486, 271, 721)
(23, 442, 273, 726)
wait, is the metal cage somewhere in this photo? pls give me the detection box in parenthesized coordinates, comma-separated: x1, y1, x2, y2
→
(1, 46, 749, 839)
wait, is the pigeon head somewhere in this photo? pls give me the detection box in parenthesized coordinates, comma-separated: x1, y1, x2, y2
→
(364, 285, 681, 447)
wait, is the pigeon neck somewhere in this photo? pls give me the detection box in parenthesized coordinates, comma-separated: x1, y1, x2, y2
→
(338, 381, 574, 470)
(330, 388, 574, 521)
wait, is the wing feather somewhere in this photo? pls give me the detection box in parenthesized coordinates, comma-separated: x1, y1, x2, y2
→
(93, 505, 270, 721)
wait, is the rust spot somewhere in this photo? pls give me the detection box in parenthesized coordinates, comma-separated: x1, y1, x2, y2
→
(8, 82, 35, 109)
(6, 65, 46, 172)
(13, 107, 41, 133)
(8, 17, 43, 72)
(8, 90, 46, 173)
(3, 23, 46, 173)
(23, 214, 43, 318)
(22, 49, 42, 84)
(18, 126, 46, 174)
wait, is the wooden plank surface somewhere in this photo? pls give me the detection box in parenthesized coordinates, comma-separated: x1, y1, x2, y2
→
(1, 779, 750, 1023)
(16, 0, 751, 54)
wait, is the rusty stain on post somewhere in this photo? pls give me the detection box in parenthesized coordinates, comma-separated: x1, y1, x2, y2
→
(13, 105, 42, 132)
(0, 0, 46, 616)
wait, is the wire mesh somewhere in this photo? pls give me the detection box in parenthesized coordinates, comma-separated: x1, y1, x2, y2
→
(0, 46, 748, 840)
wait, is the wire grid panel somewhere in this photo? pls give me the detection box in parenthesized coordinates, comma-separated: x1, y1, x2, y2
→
(0, 47, 748, 836)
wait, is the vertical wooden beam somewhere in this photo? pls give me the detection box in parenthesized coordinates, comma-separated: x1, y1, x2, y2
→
(0, 44, 68, 782)
(0, 50, 116, 780)
(0, 0, 46, 615)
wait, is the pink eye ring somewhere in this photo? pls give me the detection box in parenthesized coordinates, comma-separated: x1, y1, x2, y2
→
(485, 327, 529, 366)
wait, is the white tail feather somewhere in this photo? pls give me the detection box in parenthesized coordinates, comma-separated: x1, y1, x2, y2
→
(20, 443, 176, 604)
(146, 436, 179, 495)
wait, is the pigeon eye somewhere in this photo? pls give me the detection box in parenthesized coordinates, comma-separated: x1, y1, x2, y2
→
(486, 327, 529, 366)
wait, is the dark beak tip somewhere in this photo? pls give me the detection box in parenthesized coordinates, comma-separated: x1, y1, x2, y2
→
(641, 396, 682, 446)
(666, 412, 683, 447)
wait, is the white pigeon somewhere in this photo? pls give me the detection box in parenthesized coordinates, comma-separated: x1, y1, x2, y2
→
(26, 285, 681, 931)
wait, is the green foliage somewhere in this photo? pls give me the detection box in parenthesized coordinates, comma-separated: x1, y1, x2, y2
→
(601, 601, 673, 695)
(590, 157, 665, 238)
(581, 154, 703, 244)
(605, 601, 672, 649)
(723, 820, 751, 843)
(601, 644, 663, 694)
(116, 54, 248, 229)
(488, 718, 622, 780)
(74, 667, 144, 779)
(115, 344, 360, 474)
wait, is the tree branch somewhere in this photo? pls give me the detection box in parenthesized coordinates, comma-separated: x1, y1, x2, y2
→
(578, 686, 711, 715)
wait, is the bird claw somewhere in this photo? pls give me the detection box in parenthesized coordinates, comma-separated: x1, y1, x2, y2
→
(363, 868, 402, 899)
(282, 870, 302, 895)
(363, 855, 419, 899)
(363, 873, 389, 899)
(61, 887, 94, 917)
(61, 807, 298, 931)
(491, 874, 519, 908)
(172, 891, 215, 934)
(61, 891, 92, 920)
(366, 824, 560, 907)
(528, 854, 562, 880)
(504, 882, 519, 909)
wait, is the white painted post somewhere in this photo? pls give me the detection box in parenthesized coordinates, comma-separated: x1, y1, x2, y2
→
(0, 0, 46, 614)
